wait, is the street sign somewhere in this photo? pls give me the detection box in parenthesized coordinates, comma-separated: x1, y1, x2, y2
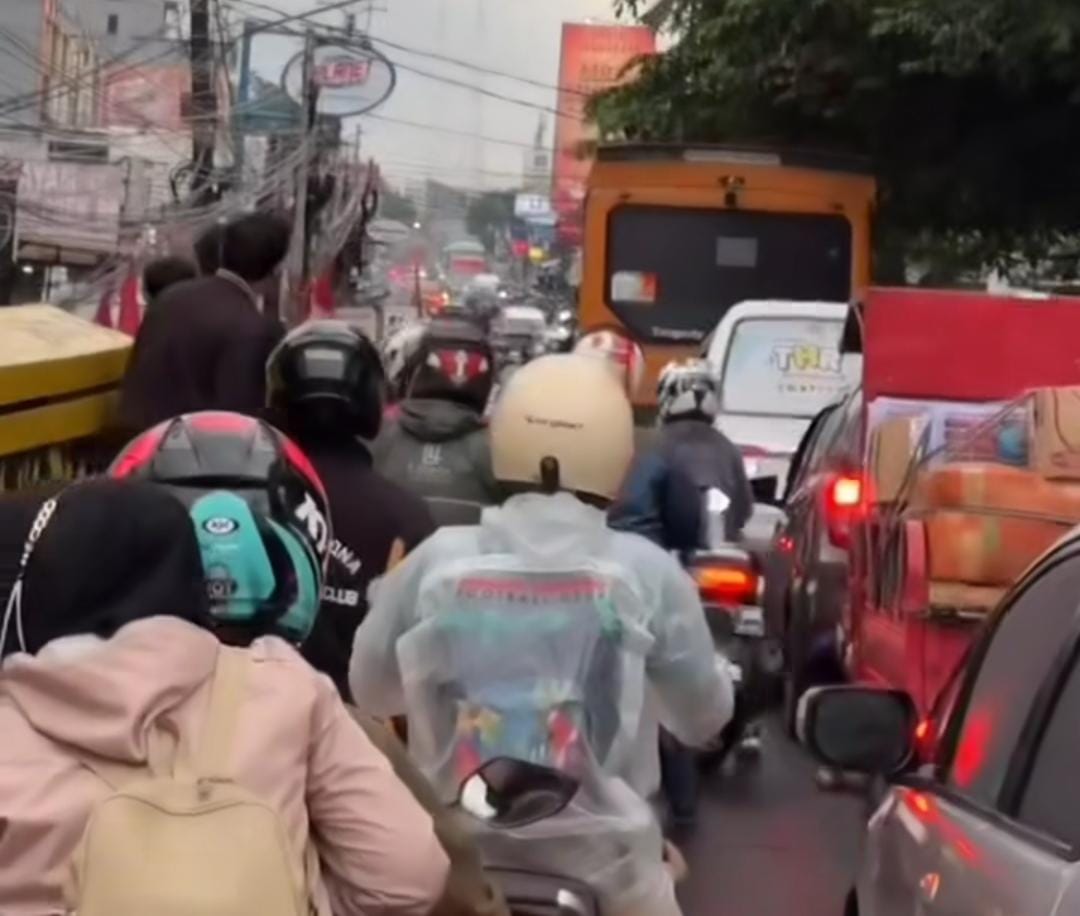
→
(514, 193, 554, 219)
(281, 42, 396, 117)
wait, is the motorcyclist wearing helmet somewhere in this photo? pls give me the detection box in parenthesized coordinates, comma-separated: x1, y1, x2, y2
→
(0, 470, 449, 914)
(373, 317, 501, 526)
(349, 355, 733, 916)
(656, 359, 753, 541)
(265, 320, 436, 697)
(572, 327, 646, 401)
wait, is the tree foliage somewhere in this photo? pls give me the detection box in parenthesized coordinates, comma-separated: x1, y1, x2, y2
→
(466, 191, 515, 253)
(596, 0, 1080, 278)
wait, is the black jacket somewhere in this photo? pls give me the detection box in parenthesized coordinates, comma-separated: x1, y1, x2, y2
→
(118, 274, 284, 434)
(657, 419, 753, 541)
(298, 437, 435, 697)
(372, 399, 500, 527)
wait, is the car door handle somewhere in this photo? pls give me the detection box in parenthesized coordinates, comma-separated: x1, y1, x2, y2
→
(919, 872, 941, 904)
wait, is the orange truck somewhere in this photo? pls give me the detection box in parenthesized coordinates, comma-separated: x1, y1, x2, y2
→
(579, 144, 876, 405)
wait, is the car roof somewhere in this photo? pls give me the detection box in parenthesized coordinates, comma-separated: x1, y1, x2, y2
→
(722, 300, 851, 320)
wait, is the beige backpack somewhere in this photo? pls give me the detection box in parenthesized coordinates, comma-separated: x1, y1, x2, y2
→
(64, 646, 317, 916)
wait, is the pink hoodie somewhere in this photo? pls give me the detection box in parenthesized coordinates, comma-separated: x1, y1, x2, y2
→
(0, 616, 449, 915)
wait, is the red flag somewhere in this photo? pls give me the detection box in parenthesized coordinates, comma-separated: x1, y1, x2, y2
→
(94, 287, 115, 328)
(116, 273, 143, 335)
(309, 272, 336, 319)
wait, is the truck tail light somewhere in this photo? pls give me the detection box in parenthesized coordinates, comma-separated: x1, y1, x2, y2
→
(825, 475, 863, 548)
(693, 565, 760, 608)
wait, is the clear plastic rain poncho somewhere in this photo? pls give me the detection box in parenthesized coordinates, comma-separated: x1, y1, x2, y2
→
(350, 492, 732, 914)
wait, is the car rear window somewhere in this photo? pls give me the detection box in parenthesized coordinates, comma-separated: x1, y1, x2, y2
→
(605, 205, 852, 345)
(719, 317, 854, 418)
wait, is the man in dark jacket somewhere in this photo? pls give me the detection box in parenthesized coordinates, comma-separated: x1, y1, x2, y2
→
(614, 360, 752, 547)
(373, 318, 500, 526)
(117, 212, 288, 435)
(266, 320, 435, 697)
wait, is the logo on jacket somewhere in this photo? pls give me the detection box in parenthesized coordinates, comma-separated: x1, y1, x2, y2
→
(421, 444, 444, 467)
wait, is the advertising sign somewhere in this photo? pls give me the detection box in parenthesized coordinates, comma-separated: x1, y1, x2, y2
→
(281, 42, 396, 117)
(514, 192, 554, 220)
(17, 162, 125, 254)
(103, 65, 190, 130)
(551, 24, 655, 245)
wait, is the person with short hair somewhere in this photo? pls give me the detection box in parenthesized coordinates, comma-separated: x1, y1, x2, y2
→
(142, 256, 197, 301)
(117, 211, 289, 434)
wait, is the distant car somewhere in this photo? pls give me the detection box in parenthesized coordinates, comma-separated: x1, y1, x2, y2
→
(800, 528, 1080, 916)
(772, 387, 863, 734)
(703, 299, 861, 502)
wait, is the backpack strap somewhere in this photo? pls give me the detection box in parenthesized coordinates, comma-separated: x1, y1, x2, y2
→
(192, 645, 249, 781)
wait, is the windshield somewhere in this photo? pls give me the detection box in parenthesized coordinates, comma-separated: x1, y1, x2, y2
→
(720, 317, 856, 418)
(606, 205, 852, 344)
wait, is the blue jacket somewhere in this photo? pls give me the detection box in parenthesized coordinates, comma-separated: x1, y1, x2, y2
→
(608, 449, 703, 552)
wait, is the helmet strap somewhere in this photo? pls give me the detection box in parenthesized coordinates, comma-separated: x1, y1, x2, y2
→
(539, 456, 561, 494)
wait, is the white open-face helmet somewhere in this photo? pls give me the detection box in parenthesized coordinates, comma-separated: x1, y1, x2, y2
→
(657, 358, 720, 423)
(380, 321, 428, 399)
(490, 354, 634, 503)
(573, 328, 646, 398)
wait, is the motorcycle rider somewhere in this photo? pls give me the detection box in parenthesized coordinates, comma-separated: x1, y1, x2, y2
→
(373, 317, 500, 526)
(350, 354, 733, 916)
(0, 473, 448, 915)
(265, 320, 435, 697)
(654, 358, 753, 541)
(573, 326, 647, 402)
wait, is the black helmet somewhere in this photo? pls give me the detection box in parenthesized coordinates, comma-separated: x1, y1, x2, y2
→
(267, 319, 385, 441)
(109, 411, 331, 645)
(404, 317, 494, 412)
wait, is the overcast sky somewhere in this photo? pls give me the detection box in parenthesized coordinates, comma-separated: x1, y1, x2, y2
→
(247, 0, 623, 193)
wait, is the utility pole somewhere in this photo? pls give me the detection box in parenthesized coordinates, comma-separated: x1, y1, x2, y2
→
(189, 0, 218, 196)
(287, 29, 318, 326)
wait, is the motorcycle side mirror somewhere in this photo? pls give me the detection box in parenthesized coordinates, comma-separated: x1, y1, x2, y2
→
(457, 757, 580, 828)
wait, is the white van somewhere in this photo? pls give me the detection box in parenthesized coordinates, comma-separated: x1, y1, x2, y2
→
(703, 300, 860, 496)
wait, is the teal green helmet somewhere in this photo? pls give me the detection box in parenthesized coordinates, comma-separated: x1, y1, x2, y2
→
(109, 411, 331, 644)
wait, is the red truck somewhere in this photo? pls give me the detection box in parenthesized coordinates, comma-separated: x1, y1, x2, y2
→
(845, 288, 1080, 716)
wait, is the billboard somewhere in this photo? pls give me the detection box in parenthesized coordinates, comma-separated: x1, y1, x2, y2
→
(281, 42, 396, 117)
(17, 162, 125, 254)
(552, 23, 655, 246)
(102, 65, 190, 130)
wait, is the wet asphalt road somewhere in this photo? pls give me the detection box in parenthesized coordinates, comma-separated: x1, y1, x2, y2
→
(679, 715, 865, 916)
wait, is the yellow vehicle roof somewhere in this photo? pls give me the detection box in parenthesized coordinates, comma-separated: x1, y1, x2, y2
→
(0, 304, 131, 458)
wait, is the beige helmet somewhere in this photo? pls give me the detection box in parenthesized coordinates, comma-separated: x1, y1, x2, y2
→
(490, 354, 634, 502)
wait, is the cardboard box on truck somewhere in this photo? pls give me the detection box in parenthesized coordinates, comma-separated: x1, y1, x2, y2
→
(869, 415, 928, 502)
(1032, 386, 1080, 480)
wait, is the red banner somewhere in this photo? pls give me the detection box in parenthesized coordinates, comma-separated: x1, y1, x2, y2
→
(103, 65, 190, 130)
(551, 23, 655, 246)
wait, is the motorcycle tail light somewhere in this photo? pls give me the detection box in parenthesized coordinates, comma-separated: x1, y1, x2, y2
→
(693, 565, 759, 608)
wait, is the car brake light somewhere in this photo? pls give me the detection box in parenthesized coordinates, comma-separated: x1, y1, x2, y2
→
(825, 475, 862, 548)
(694, 565, 759, 607)
(830, 476, 862, 508)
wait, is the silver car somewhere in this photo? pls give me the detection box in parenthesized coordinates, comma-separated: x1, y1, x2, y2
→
(799, 529, 1080, 915)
